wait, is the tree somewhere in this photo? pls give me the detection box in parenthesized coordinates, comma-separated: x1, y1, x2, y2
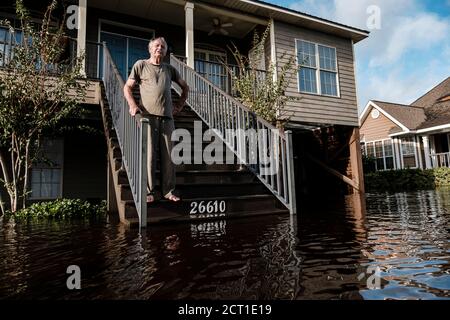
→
(0, 0, 87, 214)
(225, 21, 299, 127)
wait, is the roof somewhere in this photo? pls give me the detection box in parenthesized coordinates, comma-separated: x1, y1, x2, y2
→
(370, 101, 426, 130)
(361, 76, 450, 134)
(413, 77, 450, 130)
(249, 0, 369, 34)
(412, 77, 450, 109)
(199, 0, 370, 43)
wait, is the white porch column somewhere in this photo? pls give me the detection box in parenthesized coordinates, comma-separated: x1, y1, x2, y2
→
(415, 136, 423, 169)
(393, 138, 402, 169)
(77, 0, 87, 76)
(422, 135, 432, 169)
(185, 2, 195, 68)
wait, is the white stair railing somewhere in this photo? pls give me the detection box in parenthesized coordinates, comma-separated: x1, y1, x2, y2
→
(171, 55, 296, 214)
(103, 44, 149, 228)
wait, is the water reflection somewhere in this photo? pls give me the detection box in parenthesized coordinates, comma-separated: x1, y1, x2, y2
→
(0, 190, 449, 300)
(360, 190, 450, 299)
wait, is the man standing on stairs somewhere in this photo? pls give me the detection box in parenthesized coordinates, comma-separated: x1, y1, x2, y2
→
(124, 37, 189, 203)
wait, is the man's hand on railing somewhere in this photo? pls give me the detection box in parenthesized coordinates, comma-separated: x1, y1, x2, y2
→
(172, 102, 184, 115)
(129, 105, 141, 116)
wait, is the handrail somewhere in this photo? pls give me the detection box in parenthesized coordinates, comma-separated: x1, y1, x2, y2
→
(103, 44, 149, 228)
(170, 54, 296, 214)
(194, 58, 267, 74)
(193, 58, 266, 95)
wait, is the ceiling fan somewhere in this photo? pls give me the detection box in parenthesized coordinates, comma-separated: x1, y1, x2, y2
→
(208, 18, 233, 36)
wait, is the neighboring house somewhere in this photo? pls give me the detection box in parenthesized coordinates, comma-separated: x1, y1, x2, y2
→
(0, 0, 369, 224)
(360, 77, 450, 171)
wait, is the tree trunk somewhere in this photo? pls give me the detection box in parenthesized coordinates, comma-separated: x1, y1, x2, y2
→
(22, 139, 31, 209)
(0, 149, 12, 213)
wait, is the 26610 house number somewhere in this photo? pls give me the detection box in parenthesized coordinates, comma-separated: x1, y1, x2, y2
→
(190, 200, 226, 214)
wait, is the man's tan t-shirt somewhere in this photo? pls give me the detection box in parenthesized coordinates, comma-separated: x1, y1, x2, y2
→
(129, 60, 181, 118)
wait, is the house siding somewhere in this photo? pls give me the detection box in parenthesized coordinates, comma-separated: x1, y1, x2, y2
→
(274, 21, 359, 127)
(360, 107, 402, 142)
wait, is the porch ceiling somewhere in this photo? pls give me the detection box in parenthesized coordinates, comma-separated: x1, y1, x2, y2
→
(88, 0, 259, 39)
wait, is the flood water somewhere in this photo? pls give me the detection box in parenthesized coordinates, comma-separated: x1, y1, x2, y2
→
(1, 190, 449, 300)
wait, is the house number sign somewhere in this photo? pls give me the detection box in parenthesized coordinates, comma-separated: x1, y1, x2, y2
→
(190, 200, 226, 215)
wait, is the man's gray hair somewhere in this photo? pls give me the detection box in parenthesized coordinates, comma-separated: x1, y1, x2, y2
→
(149, 37, 168, 56)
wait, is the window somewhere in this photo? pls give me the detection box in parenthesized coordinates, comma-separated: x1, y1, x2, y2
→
(384, 140, 395, 170)
(401, 136, 417, 168)
(375, 141, 384, 170)
(371, 109, 380, 119)
(194, 49, 227, 91)
(296, 40, 339, 97)
(0, 26, 23, 67)
(365, 139, 395, 171)
(30, 139, 63, 199)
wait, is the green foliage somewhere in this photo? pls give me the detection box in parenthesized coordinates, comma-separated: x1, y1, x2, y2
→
(225, 22, 299, 126)
(365, 167, 450, 193)
(4, 199, 106, 221)
(362, 154, 376, 173)
(432, 167, 450, 187)
(0, 0, 88, 213)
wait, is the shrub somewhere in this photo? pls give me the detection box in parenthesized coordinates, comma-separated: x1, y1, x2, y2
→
(365, 167, 450, 192)
(4, 199, 106, 221)
(432, 167, 450, 187)
(365, 169, 435, 192)
(362, 155, 376, 173)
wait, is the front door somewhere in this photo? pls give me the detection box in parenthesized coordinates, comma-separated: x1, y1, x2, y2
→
(101, 33, 128, 78)
(99, 22, 154, 80)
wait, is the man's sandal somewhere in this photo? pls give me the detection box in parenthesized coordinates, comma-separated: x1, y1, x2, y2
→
(165, 194, 181, 202)
(147, 193, 156, 203)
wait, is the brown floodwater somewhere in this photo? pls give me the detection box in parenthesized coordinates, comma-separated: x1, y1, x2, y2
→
(1, 190, 449, 300)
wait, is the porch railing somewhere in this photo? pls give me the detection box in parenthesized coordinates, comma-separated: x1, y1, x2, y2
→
(0, 25, 102, 79)
(103, 44, 149, 228)
(174, 55, 267, 96)
(430, 152, 450, 168)
(194, 58, 267, 96)
(170, 54, 296, 214)
(68, 38, 103, 79)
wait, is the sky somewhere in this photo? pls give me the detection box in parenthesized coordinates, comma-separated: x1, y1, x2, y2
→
(264, 0, 450, 113)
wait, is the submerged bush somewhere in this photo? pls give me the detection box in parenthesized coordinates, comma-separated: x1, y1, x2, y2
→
(365, 169, 434, 192)
(4, 199, 106, 221)
(365, 167, 450, 193)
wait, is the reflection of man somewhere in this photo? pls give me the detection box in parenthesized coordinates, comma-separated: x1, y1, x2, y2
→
(124, 37, 189, 203)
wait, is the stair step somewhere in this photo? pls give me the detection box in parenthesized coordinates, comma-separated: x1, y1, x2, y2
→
(117, 169, 253, 185)
(119, 182, 270, 201)
(115, 161, 242, 173)
(124, 194, 285, 218)
(148, 208, 290, 225)
(174, 163, 243, 171)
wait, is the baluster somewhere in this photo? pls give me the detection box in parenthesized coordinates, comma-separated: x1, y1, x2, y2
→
(281, 137, 288, 201)
(276, 133, 282, 194)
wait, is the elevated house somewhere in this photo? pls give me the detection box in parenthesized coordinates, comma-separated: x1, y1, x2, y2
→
(360, 77, 450, 171)
(0, 0, 369, 226)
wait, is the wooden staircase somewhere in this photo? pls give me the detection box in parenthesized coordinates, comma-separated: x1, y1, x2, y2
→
(100, 85, 289, 227)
